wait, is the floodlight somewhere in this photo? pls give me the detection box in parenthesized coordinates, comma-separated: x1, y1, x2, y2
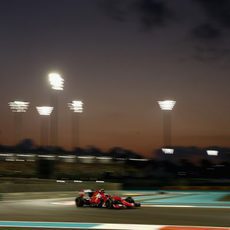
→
(36, 106, 53, 116)
(9, 101, 29, 112)
(68, 100, 83, 113)
(158, 100, 176, 111)
(48, 72, 64, 90)
(162, 148, 174, 154)
(207, 150, 218, 156)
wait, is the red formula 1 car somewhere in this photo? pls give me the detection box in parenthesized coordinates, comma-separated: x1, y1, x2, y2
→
(75, 189, 141, 209)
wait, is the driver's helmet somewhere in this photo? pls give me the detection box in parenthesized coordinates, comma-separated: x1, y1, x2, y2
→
(99, 188, 105, 193)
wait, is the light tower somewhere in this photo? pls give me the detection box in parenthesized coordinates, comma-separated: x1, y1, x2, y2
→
(36, 106, 53, 146)
(48, 72, 64, 147)
(158, 100, 176, 147)
(68, 100, 83, 149)
(8, 100, 29, 145)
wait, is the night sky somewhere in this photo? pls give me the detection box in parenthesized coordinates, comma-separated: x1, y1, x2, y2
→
(1, 0, 230, 157)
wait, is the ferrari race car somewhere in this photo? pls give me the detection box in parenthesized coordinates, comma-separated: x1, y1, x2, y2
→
(75, 189, 141, 209)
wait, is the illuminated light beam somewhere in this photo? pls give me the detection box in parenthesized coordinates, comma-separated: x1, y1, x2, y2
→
(8, 101, 29, 112)
(96, 180, 105, 183)
(36, 106, 53, 116)
(48, 72, 64, 90)
(58, 155, 76, 159)
(162, 148, 174, 154)
(129, 158, 149, 161)
(68, 100, 83, 113)
(56, 180, 66, 183)
(158, 100, 176, 111)
(207, 150, 218, 156)
(96, 157, 113, 160)
(77, 156, 95, 159)
(74, 180, 83, 183)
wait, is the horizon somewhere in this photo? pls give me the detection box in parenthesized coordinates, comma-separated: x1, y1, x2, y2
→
(1, 0, 230, 158)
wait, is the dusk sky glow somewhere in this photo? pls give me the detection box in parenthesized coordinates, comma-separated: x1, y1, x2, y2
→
(1, 0, 230, 157)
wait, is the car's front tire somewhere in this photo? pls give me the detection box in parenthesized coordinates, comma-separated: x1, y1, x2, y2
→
(97, 198, 104, 208)
(75, 197, 84, 207)
(105, 198, 113, 209)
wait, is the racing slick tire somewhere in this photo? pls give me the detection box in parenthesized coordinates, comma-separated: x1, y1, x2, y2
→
(125, 196, 141, 207)
(97, 198, 104, 208)
(105, 198, 113, 209)
(75, 197, 84, 207)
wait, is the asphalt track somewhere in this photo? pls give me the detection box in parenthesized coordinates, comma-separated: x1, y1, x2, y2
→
(0, 196, 230, 228)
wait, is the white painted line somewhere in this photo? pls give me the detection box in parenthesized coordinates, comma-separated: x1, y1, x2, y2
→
(92, 224, 163, 230)
(51, 201, 230, 209)
(52, 201, 74, 205)
(141, 204, 230, 208)
(0, 221, 228, 230)
(141, 204, 195, 208)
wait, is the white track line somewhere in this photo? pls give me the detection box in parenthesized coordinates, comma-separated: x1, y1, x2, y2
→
(92, 224, 163, 229)
(51, 201, 230, 209)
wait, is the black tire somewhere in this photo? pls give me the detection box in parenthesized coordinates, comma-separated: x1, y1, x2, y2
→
(125, 196, 134, 204)
(75, 197, 84, 207)
(135, 202, 141, 207)
(97, 198, 104, 208)
(105, 198, 113, 209)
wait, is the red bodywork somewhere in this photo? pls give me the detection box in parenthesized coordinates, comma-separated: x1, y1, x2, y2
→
(76, 189, 140, 209)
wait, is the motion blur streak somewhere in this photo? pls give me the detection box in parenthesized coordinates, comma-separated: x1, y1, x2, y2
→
(0, 222, 229, 230)
(162, 227, 230, 230)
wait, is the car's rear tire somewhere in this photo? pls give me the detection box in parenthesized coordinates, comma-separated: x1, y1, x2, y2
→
(105, 198, 113, 209)
(75, 197, 84, 207)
